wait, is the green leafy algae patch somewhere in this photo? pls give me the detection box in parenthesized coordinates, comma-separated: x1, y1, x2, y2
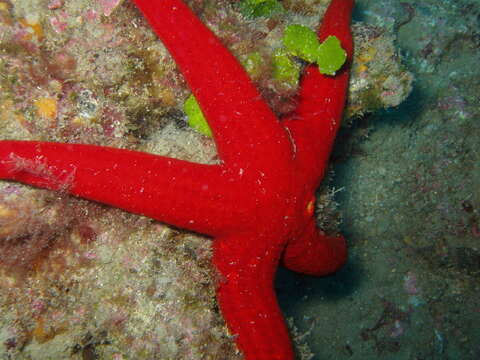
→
(283, 24, 320, 63)
(283, 25, 347, 75)
(184, 95, 212, 137)
(316, 35, 347, 76)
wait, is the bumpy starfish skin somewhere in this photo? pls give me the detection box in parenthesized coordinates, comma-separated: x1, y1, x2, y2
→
(0, 0, 354, 359)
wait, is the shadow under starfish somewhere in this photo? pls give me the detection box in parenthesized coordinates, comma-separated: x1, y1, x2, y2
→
(0, 0, 355, 359)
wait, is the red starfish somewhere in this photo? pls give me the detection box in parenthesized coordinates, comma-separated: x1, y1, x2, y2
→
(0, 0, 354, 358)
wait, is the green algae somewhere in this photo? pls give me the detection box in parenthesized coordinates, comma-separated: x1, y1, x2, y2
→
(283, 24, 320, 63)
(184, 94, 212, 137)
(283, 25, 346, 75)
(316, 35, 347, 76)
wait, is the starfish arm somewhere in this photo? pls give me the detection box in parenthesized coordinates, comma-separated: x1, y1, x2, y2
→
(0, 140, 234, 235)
(213, 234, 295, 360)
(132, 0, 292, 169)
(285, 0, 354, 180)
(282, 219, 347, 276)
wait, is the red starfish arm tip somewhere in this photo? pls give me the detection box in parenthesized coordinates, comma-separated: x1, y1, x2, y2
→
(132, 0, 292, 168)
(285, 0, 354, 177)
(282, 219, 347, 276)
(213, 234, 294, 360)
(0, 140, 233, 235)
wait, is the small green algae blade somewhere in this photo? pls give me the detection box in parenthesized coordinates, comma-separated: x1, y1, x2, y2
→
(282, 24, 347, 76)
(184, 94, 212, 137)
(316, 35, 347, 76)
(283, 24, 319, 63)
